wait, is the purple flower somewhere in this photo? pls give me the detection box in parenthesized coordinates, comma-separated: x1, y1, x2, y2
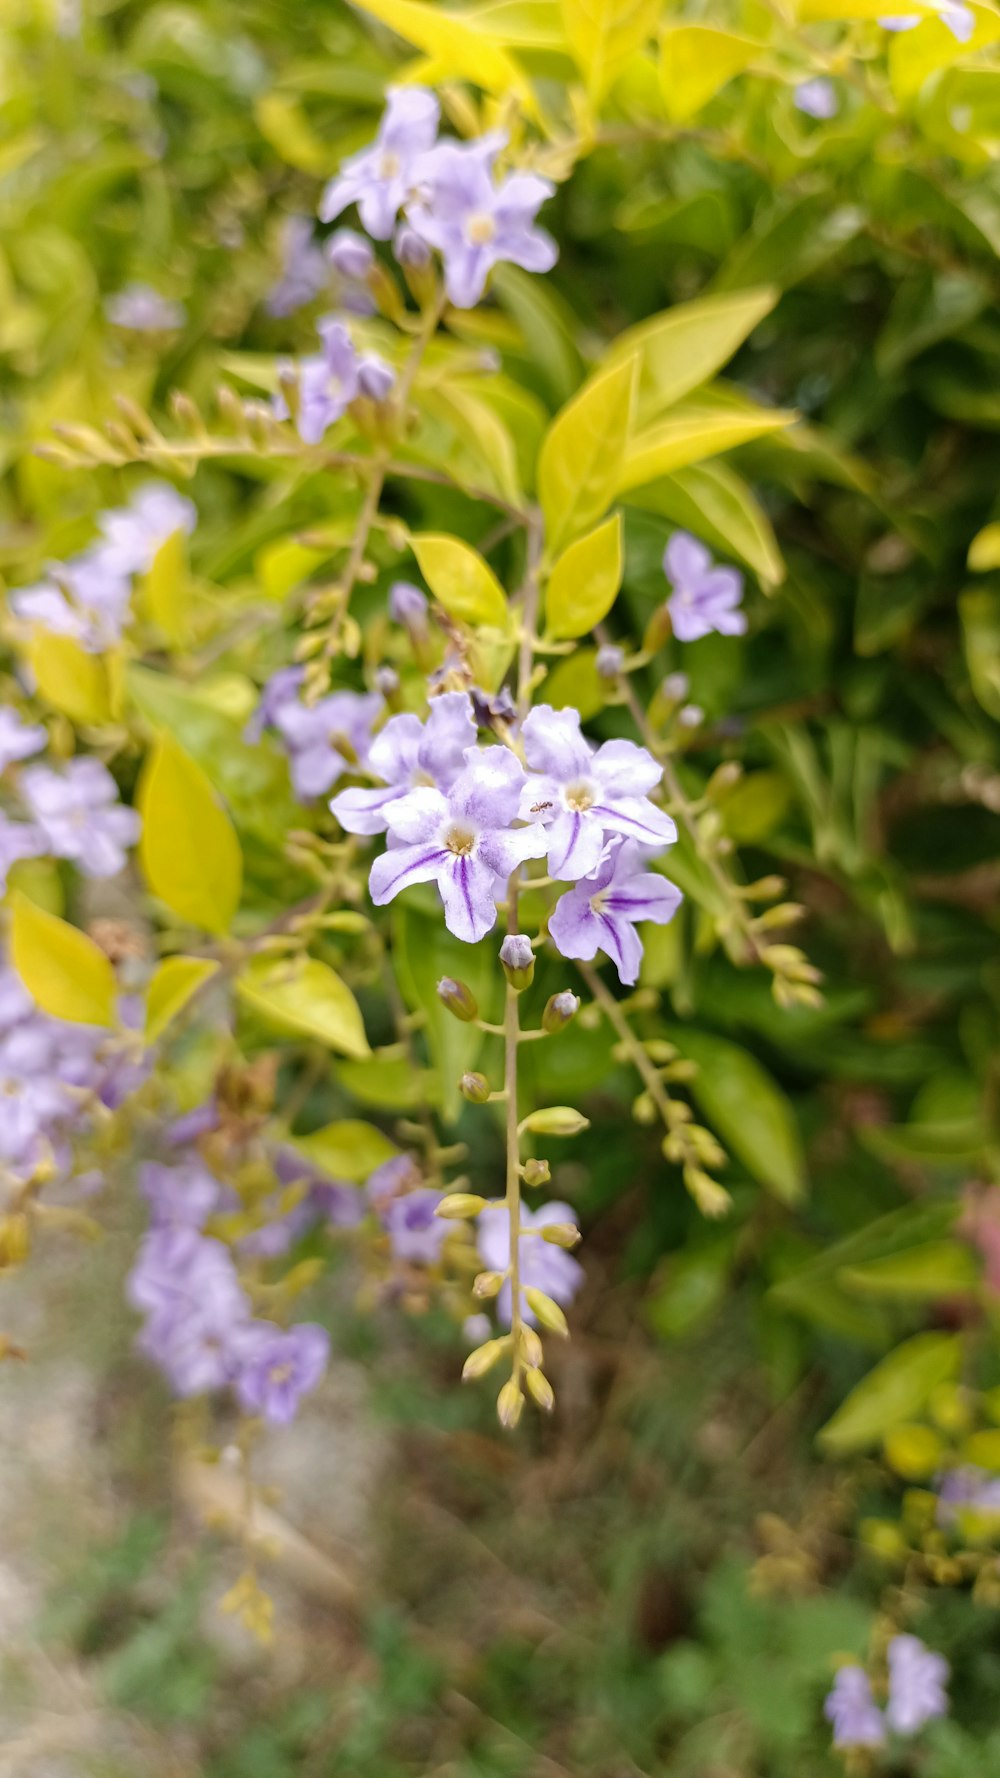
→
(0, 710, 46, 772)
(880, 1, 974, 37)
(12, 550, 132, 652)
(823, 1667, 886, 1750)
(245, 665, 306, 745)
(937, 1464, 1000, 1525)
(357, 352, 395, 401)
(319, 86, 440, 239)
(388, 580, 429, 633)
(326, 227, 375, 281)
(518, 705, 676, 882)
(128, 1228, 251, 1396)
(140, 1159, 224, 1230)
(98, 482, 196, 576)
(382, 1188, 450, 1265)
(266, 216, 329, 317)
(366, 1152, 422, 1212)
(21, 759, 141, 877)
(105, 283, 186, 331)
(272, 687, 383, 799)
(794, 77, 839, 118)
(406, 136, 557, 309)
(394, 222, 431, 268)
(276, 319, 395, 444)
(233, 1321, 330, 1425)
(886, 1636, 949, 1735)
(663, 533, 747, 642)
(371, 744, 548, 943)
(330, 691, 476, 834)
(548, 840, 682, 986)
(476, 1200, 583, 1328)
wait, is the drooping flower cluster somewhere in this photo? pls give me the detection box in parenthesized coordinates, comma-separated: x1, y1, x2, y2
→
(247, 667, 383, 799)
(273, 316, 395, 445)
(11, 481, 196, 651)
(319, 86, 557, 309)
(824, 1635, 949, 1750)
(332, 693, 680, 982)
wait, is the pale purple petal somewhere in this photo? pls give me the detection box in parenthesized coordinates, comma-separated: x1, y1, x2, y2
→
(546, 808, 606, 881)
(382, 784, 450, 843)
(369, 841, 449, 905)
(521, 706, 593, 781)
(439, 852, 499, 942)
(591, 737, 663, 799)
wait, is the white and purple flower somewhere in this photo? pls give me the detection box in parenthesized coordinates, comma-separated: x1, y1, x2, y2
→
(886, 1635, 949, 1735)
(320, 86, 441, 240)
(663, 533, 747, 643)
(548, 840, 682, 986)
(405, 135, 557, 309)
(233, 1321, 330, 1425)
(518, 705, 676, 882)
(21, 758, 141, 878)
(275, 318, 395, 444)
(331, 690, 476, 834)
(824, 1667, 886, 1750)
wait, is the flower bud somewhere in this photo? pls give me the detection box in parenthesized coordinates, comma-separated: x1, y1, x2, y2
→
(473, 1269, 504, 1298)
(678, 704, 704, 729)
(462, 1337, 508, 1381)
(459, 1071, 491, 1104)
(682, 1163, 732, 1219)
(389, 579, 429, 636)
(497, 1378, 524, 1429)
(435, 1192, 488, 1219)
(374, 664, 400, 699)
(0, 1213, 30, 1268)
(393, 222, 431, 269)
(662, 671, 689, 702)
(326, 227, 375, 280)
(519, 1325, 543, 1368)
(521, 1158, 550, 1187)
(596, 643, 625, 680)
(357, 352, 395, 403)
(523, 1286, 569, 1337)
(521, 1106, 589, 1137)
(542, 990, 579, 1033)
(540, 1221, 581, 1249)
(437, 976, 478, 1022)
(499, 933, 534, 990)
(525, 1367, 555, 1412)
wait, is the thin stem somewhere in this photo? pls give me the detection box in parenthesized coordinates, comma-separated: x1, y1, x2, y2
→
(575, 959, 671, 1122)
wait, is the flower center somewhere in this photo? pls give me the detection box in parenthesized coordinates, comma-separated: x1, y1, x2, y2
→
(269, 1362, 293, 1385)
(589, 889, 608, 916)
(466, 211, 497, 246)
(565, 782, 594, 813)
(412, 769, 436, 788)
(444, 824, 476, 856)
(377, 150, 401, 179)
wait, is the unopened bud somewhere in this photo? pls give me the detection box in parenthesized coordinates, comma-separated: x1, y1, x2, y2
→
(742, 874, 787, 901)
(682, 1164, 732, 1219)
(435, 1192, 487, 1220)
(394, 222, 431, 269)
(643, 603, 674, 654)
(519, 1325, 543, 1368)
(459, 1071, 491, 1104)
(521, 1158, 550, 1187)
(524, 1286, 569, 1336)
(678, 703, 704, 729)
(521, 1106, 589, 1137)
(542, 990, 579, 1033)
(540, 1221, 581, 1249)
(326, 226, 375, 280)
(596, 643, 625, 681)
(473, 1270, 504, 1298)
(374, 665, 400, 699)
(662, 671, 689, 702)
(497, 1378, 525, 1429)
(389, 579, 429, 635)
(499, 933, 535, 990)
(706, 760, 743, 799)
(462, 1337, 508, 1381)
(525, 1367, 555, 1412)
(357, 353, 395, 403)
(437, 976, 478, 1021)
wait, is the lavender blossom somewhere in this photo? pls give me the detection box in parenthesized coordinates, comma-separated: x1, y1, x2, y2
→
(823, 1667, 886, 1749)
(128, 1228, 251, 1395)
(393, 222, 431, 269)
(270, 687, 383, 799)
(366, 1153, 423, 1212)
(406, 136, 557, 309)
(476, 1200, 583, 1328)
(276, 319, 394, 444)
(886, 1635, 949, 1735)
(518, 705, 676, 882)
(382, 1188, 450, 1265)
(244, 665, 306, 745)
(548, 840, 682, 986)
(139, 1159, 225, 1230)
(266, 216, 330, 317)
(21, 759, 141, 877)
(794, 77, 839, 118)
(371, 744, 548, 943)
(12, 550, 132, 653)
(233, 1320, 330, 1424)
(937, 1464, 1000, 1525)
(320, 86, 440, 239)
(105, 283, 186, 331)
(388, 580, 429, 634)
(663, 533, 747, 642)
(97, 482, 197, 576)
(0, 710, 46, 772)
(326, 227, 375, 281)
(331, 691, 476, 834)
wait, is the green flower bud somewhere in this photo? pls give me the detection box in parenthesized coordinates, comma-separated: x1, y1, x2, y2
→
(541, 991, 579, 1033)
(460, 1071, 491, 1104)
(521, 1158, 551, 1187)
(437, 976, 479, 1021)
(497, 1379, 524, 1429)
(435, 1192, 487, 1220)
(520, 1106, 589, 1137)
(499, 933, 535, 990)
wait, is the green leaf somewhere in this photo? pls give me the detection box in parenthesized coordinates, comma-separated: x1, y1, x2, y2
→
(26, 631, 113, 725)
(544, 513, 623, 639)
(139, 529, 189, 646)
(492, 264, 583, 407)
(138, 736, 243, 935)
(714, 196, 865, 295)
(664, 1025, 806, 1203)
(237, 955, 371, 1059)
(818, 1332, 963, 1454)
(838, 1240, 979, 1300)
(626, 459, 785, 587)
(292, 1119, 398, 1182)
(561, 0, 660, 100)
(410, 533, 509, 630)
(9, 891, 116, 1027)
(337, 1049, 433, 1110)
(960, 587, 1000, 720)
(145, 956, 221, 1042)
(645, 1240, 732, 1339)
(538, 354, 636, 556)
(968, 522, 1000, 571)
(350, 0, 535, 107)
(619, 398, 795, 493)
(256, 536, 330, 601)
(659, 25, 763, 122)
(541, 645, 607, 720)
(606, 288, 779, 430)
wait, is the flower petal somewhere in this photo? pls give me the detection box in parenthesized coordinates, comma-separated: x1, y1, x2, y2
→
(369, 842, 448, 905)
(546, 809, 606, 881)
(521, 705, 593, 781)
(592, 797, 677, 850)
(439, 853, 499, 942)
(382, 785, 450, 843)
(592, 737, 663, 799)
(547, 884, 602, 961)
(329, 784, 399, 835)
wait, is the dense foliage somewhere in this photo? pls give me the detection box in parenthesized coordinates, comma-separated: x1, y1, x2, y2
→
(2, 0, 1000, 1770)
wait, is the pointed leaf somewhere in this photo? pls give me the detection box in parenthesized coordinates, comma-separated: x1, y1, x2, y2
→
(659, 25, 763, 122)
(545, 513, 623, 639)
(145, 956, 221, 1042)
(818, 1332, 962, 1454)
(626, 459, 785, 586)
(237, 955, 371, 1059)
(607, 288, 779, 428)
(292, 1119, 398, 1182)
(561, 0, 660, 99)
(139, 529, 190, 646)
(410, 533, 509, 630)
(539, 354, 636, 555)
(618, 400, 795, 492)
(9, 891, 117, 1027)
(138, 735, 242, 935)
(26, 632, 112, 725)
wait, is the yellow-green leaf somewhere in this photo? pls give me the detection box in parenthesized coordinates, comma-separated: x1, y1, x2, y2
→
(606, 288, 779, 429)
(293, 1119, 398, 1182)
(889, 5, 1000, 100)
(237, 954, 371, 1059)
(26, 631, 112, 725)
(618, 399, 796, 492)
(542, 645, 607, 720)
(659, 25, 763, 122)
(254, 93, 329, 173)
(968, 522, 1000, 572)
(9, 891, 116, 1027)
(538, 354, 636, 556)
(626, 459, 785, 588)
(350, 0, 534, 107)
(545, 513, 623, 639)
(256, 536, 330, 601)
(145, 956, 221, 1042)
(410, 533, 509, 630)
(818, 1332, 962, 1454)
(139, 529, 189, 647)
(137, 736, 242, 935)
(561, 0, 660, 100)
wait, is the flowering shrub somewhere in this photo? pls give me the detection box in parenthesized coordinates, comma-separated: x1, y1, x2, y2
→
(3, 0, 1000, 1767)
